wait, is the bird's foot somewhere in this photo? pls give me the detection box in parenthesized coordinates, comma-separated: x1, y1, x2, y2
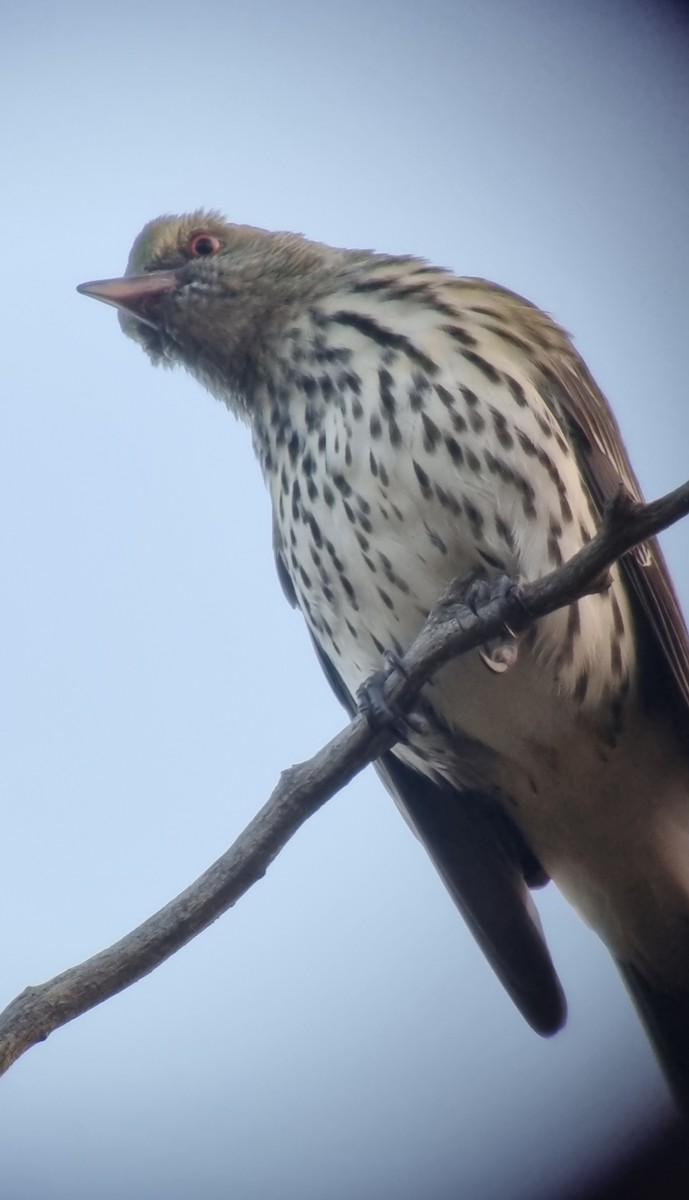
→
(357, 651, 429, 740)
(460, 573, 527, 674)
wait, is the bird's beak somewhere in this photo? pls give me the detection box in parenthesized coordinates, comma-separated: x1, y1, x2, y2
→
(76, 270, 179, 330)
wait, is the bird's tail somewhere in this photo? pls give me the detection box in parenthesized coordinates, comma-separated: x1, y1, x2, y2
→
(619, 961, 689, 1120)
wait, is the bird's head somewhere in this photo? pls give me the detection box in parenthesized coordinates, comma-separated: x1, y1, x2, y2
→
(77, 210, 342, 402)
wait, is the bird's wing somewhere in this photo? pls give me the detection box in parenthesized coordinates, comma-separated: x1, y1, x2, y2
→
(460, 276, 689, 710)
(370, 753, 567, 1035)
(538, 351, 689, 1110)
(273, 526, 567, 1036)
(540, 348, 689, 713)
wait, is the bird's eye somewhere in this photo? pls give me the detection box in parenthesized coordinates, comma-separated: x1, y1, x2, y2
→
(189, 232, 222, 257)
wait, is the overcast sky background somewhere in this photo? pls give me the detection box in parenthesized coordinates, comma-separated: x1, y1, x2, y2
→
(2, 3, 689, 1198)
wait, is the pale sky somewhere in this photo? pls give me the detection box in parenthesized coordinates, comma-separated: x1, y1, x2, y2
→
(2, 3, 689, 1198)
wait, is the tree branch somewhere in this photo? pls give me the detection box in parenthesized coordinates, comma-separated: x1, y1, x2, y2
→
(1, 478, 688, 1076)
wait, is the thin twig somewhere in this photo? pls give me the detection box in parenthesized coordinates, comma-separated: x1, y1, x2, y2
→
(1, 478, 688, 1076)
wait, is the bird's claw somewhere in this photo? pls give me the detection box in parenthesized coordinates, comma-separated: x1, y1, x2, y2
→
(460, 572, 526, 675)
(357, 652, 429, 740)
(478, 638, 519, 674)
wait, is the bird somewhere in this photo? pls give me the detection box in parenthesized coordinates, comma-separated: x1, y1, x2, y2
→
(77, 211, 689, 1110)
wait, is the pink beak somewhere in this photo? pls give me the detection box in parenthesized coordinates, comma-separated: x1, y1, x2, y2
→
(77, 270, 179, 329)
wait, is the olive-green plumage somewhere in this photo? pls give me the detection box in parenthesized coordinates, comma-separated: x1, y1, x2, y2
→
(78, 211, 689, 1110)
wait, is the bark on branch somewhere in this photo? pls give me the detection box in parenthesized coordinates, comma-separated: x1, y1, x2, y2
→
(1, 478, 688, 1076)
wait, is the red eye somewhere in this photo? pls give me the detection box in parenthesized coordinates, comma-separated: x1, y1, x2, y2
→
(189, 232, 222, 257)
